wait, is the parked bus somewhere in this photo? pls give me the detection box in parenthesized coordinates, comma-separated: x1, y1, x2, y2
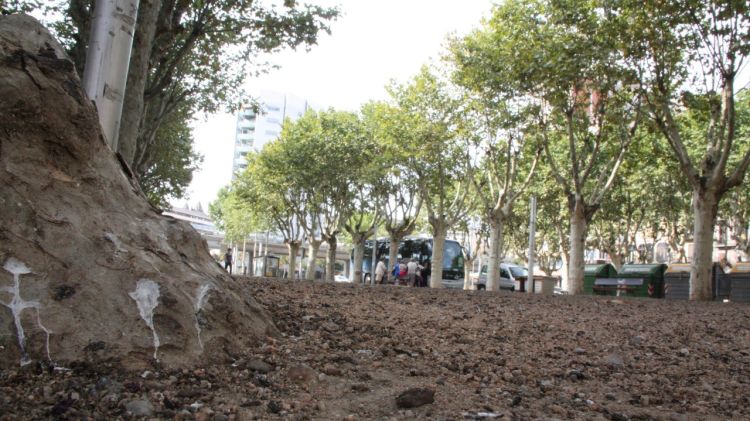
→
(352, 236, 465, 283)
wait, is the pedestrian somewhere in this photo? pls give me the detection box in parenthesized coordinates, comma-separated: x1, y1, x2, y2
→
(399, 260, 408, 285)
(391, 260, 400, 284)
(375, 259, 387, 284)
(407, 259, 419, 286)
(223, 248, 233, 274)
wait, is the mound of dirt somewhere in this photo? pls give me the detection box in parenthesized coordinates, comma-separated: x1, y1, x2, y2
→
(1, 278, 748, 420)
(0, 15, 275, 370)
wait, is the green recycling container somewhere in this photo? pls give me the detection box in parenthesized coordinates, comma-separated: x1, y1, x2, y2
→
(584, 264, 617, 295)
(606, 264, 667, 298)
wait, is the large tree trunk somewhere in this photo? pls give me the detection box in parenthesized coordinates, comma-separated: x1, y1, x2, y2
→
(350, 232, 367, 283)
(568, 203, 588, 295)
(463, 255, 475, 290)
(325, 236, 337, 282)
(430, 224, 448, 288)
(305, 239, 322, 280)
(117, 0, 162, 166)
(486, 216, 505, 291)
(387, 234, 404, 282)
(690, 188, 719, 300)
(610, 253, 624, 271)
(286, 242, 300, 280)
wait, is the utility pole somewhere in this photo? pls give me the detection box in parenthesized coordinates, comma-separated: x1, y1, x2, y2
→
(82, 0, 140, 151)
(370, 232, 379, 285)
(528, 196, 537, 294)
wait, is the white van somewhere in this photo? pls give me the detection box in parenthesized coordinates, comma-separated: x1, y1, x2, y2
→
(471, 263, 528, 291)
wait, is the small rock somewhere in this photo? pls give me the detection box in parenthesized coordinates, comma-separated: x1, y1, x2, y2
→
(538, 379, 554, 391)
(124, 399, 154, 417)
(195, 407, 214, 421)
(322, 364, 342, 376)
(351, 384, 369, 392)
(611, 412, 629, 421)
(567, 369, 585, 381)
(606, 354, 624, 368)
(286, 365, 317, 385)
(631, 335, 645, 345)
(396, 388, 435, 409)
(574, 347, 586, 355)
(679, 348, 689, 357)
(247, 359, 273, 374)
(322, 321, 340, 332)
(267, 401, 281, 414)
(502, 372, 514, 382)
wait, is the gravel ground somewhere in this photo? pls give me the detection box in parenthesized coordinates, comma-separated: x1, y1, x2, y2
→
(1, 277, 748, 420)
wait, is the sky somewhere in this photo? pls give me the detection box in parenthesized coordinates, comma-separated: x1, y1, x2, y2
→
(182, 1, 495, 210)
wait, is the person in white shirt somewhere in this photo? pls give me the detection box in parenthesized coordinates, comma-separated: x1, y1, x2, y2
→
(375, 259, 387, 284)
(407, 259, 419, 286)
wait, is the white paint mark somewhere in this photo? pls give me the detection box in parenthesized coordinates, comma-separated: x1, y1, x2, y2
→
(194, 284, 212, 350)
(1, 258, 52, 366)
(128, 279, 160, 360)
(103, 232, 127, 254)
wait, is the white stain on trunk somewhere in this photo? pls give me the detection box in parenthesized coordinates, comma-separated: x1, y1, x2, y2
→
(1, 258, 51, 366)
(128, 279, 160, 360)
(194, 284, 212, 350)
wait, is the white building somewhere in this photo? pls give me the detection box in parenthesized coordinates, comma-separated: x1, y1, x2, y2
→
(232, 91, 310, 175)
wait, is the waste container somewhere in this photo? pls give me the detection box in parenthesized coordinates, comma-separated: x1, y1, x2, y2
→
(665, 263, 728, 300)
(608, 264, 667, 298)
(584, 264, 617, 295)
(532, 276, 557, 295)
(727, 262, 750, 303)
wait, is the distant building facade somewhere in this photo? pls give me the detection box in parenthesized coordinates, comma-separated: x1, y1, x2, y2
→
(232, 91, 310, 176)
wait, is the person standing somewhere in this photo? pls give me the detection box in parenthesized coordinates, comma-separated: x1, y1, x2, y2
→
(407, 259, 419, 286)
(375, 259, 387, 284)
(223, 248, 233, 274)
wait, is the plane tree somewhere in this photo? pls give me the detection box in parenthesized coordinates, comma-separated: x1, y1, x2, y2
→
(18, 0, 338, 207)
(621, 0, 750, 299)
(449, 26, 544, 291)
(231, 151, 305, 277)
(391, 67, 475, 287)
(362, 101, 423, 280)
(463, 0, 643, 294)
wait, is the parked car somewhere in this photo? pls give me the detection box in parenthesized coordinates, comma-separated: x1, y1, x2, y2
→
(334, 274, 352, 283)
(471, 263, 527, 291)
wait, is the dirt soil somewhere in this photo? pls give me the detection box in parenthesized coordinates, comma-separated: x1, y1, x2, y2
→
(1, 277, 748, 420)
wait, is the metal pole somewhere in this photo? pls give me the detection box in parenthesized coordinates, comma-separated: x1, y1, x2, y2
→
(370, 234, 379, 285)
(528, 196, 537, 294)
(82, 0, 140, 150)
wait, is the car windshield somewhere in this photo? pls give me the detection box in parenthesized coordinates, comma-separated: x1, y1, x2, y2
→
(509, 266, 528, 277)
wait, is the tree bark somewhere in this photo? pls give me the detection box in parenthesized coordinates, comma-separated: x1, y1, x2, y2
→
(305, 239, 322, 280)
(486, 216, 505, 291)
(568, 201, 588, 295)
(286, 241, 300, 280)
(463, 255, 474, 290)
(117, 0, 163, 166)
(610, 253, 624, 272)
(325, 236, 337, 282)
(690, 188, 719, 300)
(430, 225, 448, 288)
(350, 233, 367, 283)
(387, 234, 404, 282)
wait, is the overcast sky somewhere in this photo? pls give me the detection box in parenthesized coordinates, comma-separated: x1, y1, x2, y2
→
(183, 1, 495, 210)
